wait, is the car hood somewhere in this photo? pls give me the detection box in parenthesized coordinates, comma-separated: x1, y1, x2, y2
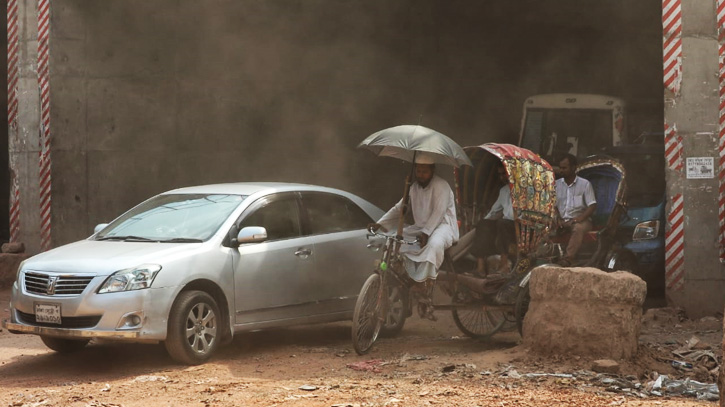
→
(22, 239, 202, 275)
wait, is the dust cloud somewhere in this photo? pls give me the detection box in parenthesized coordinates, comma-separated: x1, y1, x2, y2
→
(68, 0, 663, 213)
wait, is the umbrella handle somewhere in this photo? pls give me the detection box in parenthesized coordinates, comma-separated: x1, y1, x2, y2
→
(395, 153, 416, 254)
(396, 175, 412, 239)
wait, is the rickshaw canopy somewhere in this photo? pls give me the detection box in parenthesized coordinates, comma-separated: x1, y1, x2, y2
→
(456, 143, 557, 255)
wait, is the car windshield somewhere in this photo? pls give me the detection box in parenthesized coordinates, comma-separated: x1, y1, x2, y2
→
(96, 194, 246, 242)
(522, 108, 613, 164)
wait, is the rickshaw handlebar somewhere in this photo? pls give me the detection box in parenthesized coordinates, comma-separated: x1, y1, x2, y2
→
(366, 227, 419, 245)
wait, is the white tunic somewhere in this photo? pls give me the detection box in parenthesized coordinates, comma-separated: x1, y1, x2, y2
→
(377, 175, 459, 282)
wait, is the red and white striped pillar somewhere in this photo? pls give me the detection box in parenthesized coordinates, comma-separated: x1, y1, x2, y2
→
(663, 0, 682, 95)
(717, 0, 725, 262)
(663, 0, 684, 290)
(664, 123, 684, 291)
(37, 0, 52, 251)
(665, 193, 685, 291)
(664, 124, 683, 172)
(7, 0, 20, 243)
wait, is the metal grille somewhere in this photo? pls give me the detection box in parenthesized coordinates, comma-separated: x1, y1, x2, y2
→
(24, 272, 94, 296)
(16, 310, 101, 328)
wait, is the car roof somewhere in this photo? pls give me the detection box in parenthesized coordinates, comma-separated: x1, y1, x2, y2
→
(162, 182, 352, 197)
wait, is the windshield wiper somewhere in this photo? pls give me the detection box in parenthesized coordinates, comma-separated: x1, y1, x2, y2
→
(159, 237, 204, 243)
(97, 235, 154, 242)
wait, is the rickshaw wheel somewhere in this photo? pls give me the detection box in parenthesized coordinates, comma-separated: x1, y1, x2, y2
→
(451, 306, 507, 339)
(380, 282, 408, 337)
(352, 273, 384, 355)
(514, 284, 531, 336)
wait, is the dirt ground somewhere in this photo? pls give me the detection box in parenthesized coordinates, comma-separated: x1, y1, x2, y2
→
(0, 287, 720, 407)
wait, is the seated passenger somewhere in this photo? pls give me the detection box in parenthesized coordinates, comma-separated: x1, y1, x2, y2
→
(554, 153, 597, 266)
(469, 162, 516, 277)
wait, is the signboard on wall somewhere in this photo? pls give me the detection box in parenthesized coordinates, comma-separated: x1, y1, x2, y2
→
(686, 157, 714, 179)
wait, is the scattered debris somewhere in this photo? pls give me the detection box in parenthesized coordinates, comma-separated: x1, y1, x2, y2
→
(523, 373, 574, 379)
(646, 375, 719, 401)
(670, 360, 693, 370)
(346, 359, 384, 373)
(131, 375, 169, 383)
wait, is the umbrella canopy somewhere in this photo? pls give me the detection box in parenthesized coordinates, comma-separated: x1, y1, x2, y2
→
(358, 125, 473, 168)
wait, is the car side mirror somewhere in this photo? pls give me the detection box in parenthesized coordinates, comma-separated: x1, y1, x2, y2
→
(94, 223, 109, 234)
(237, 226, 268, 244)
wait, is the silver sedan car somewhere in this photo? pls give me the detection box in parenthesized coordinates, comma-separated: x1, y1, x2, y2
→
(3, 183, 389, 364)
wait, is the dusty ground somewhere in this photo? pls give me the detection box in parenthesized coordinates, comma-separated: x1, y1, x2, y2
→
(0, 287, 720, 407)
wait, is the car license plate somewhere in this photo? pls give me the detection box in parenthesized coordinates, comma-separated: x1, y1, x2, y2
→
(35, 303, 61, 324)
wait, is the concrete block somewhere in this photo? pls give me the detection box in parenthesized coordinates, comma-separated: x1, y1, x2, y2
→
(524, 266, 646, 360)
(51, 150, 89, 246)
(81, 0, 178, 78)
(51, 38, 87, 78)
(50, 77, 87, 152)
(681, 0, 716, 38)
(591, 359, 620, 374)
(86, 78, 176, 152)
(51, 0, 87, 40)
(174, 80, 248, 152)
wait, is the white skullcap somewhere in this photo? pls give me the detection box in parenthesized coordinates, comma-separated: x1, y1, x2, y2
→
(414, 152, 436, 165)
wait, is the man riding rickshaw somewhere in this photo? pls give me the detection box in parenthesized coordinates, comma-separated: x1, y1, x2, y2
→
(352, 130, 558, 354)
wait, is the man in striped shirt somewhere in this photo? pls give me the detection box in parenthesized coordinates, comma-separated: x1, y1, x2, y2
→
(555, 154, 597, 266)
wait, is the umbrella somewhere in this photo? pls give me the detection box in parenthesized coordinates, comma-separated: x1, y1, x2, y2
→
(358, 125, 473, 168)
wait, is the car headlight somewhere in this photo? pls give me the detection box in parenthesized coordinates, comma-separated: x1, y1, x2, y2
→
(633, 220, 659, 241)
(98, 264, 161, 294)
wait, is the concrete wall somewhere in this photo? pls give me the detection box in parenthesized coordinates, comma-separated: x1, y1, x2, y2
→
(664, 0, 724, 317)
(10, 1, 664, 252)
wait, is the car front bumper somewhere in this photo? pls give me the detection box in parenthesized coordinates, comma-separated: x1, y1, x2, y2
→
(8, 278, 178, 341)
(2, 319, 140, 338)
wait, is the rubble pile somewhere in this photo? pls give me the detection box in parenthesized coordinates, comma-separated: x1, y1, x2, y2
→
(523, 266, 647, 360)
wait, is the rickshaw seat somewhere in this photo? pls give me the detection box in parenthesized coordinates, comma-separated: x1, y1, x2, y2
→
(445, 229, 475, 262)
(579, 167, 622, 229)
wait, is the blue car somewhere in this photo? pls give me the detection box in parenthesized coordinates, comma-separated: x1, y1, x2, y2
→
(604, 143, 666, 294)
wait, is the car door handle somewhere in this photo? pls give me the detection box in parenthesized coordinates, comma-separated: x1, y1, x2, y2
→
(294, 248, 312, 258)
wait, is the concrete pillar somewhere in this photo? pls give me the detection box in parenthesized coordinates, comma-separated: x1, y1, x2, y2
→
(663, 0, 725, 317)
(9, 0, 41, 254)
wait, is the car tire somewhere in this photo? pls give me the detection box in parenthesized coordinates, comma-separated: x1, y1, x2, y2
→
(40, 336, 90, 353)
(165, 290, 221, 365)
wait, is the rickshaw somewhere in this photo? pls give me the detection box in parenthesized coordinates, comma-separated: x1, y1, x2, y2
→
(351, 141, 557, 355)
